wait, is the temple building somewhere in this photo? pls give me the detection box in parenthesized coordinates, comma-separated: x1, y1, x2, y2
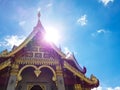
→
(0, 12, 99, 90)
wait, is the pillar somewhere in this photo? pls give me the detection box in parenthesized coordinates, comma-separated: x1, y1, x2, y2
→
(7, 63, 19, 90)
(74, 84, 82, 90)
(56, 65, 65, 90)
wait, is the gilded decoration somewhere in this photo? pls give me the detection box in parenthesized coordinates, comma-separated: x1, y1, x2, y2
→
(0, 49, 8, 56)
(10, 63, 19, 76)
(74, 84, 82, 90)
(16, 57, 59, 65)
(27, 83, 45, 90)
(56, 65, 63, 76)
(17, 65, 56, 82)
(34, 68, 41, 77)
(64, 61, 98, 85)
(0, 59, 11, 70)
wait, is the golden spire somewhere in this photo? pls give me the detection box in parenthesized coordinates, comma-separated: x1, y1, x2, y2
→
(35, 11, 45, 32)
(36, 11, 41, 26)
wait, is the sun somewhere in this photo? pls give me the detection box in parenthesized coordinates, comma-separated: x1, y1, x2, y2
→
(44, 26, 60, 44)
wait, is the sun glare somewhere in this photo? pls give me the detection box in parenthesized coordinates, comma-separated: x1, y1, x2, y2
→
(45, 27, 60, 44)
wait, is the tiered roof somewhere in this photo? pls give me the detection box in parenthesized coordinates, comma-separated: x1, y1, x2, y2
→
(0, 12, 99, 88)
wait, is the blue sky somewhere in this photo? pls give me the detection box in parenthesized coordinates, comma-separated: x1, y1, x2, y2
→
(0, 0, 120, 89)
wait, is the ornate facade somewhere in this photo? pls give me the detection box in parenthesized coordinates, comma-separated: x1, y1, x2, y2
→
(0, 12, 99, 90)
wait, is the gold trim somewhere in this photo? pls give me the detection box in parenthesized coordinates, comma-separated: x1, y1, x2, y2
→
(34, 69, 41, 77)
(74, 84, 82, 90)
(0, 59, 11, 70)
(17, 65, 56, 81)
(10, 63, 19, 76)
(39, 65, 56, 81)
(16, 57, 59, 65)
(64, 61, 98, 85)
(56, 65, 63, 76)
(27, 84, 45, 90)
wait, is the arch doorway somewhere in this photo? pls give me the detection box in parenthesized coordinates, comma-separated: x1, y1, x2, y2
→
(30, 85, 42, 90)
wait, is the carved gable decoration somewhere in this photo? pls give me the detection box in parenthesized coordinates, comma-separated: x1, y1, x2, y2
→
(15, 32, 60, 60)
(23, 47, 60, 59)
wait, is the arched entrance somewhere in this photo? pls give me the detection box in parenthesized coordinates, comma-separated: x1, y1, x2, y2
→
(30, 85, 42, 90)
(16, 66, 57, 90)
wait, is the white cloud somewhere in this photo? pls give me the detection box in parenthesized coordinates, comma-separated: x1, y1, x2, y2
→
(46, 3, 53, 8)
(5, 35, 25, 48)
(107, 87, 120, 90)
(0, 42, 6, 47)
(19, 20, 26, 26)
(77, 14, 87, 26)
(92, 86, 103, 90)
(115, 87, 120, 90)
(91, 29, 110, 37)
(99, 0, 114, 6)
(0, 35, 25, 49)
(92, 86, 120, 90)
(97, 29, 106, 33)
(37, 7, 41, 12)
(107, 87, 114, 90)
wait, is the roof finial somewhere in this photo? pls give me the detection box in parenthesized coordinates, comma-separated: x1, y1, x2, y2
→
(38, 11, 41, 20)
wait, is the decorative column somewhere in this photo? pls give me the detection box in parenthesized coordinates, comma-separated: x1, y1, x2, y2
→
(74, 84, 82, 90)
(56, 65, 65, 90)
(7, 63, 19, 90)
